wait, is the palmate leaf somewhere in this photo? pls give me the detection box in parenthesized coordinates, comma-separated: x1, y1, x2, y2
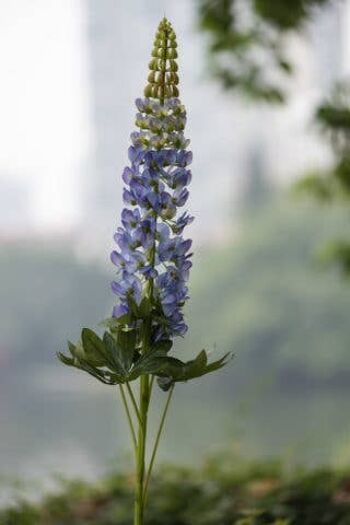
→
(129, 352, 182, 380)
(57, 347, 124, 385)
(81, 328, 108, 367)
(58, 324, 231, 389)
(102, 330, 136, 376)
(58, 326, 137, 385)
(155, 350, 232, 391)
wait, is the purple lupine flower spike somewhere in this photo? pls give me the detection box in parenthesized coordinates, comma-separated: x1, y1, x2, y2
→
(58, 17, 230, 385)
(111, 19, 194, 342)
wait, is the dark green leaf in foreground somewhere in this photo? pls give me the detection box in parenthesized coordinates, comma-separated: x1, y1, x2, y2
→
(103, 331, 133, 377)
(156, 350, 232, 391)
(81, 328, 107, 367)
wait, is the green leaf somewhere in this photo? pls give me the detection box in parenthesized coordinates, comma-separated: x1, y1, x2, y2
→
(129, 351, 181, 380)
(153, 339, 173, 354)
(128, 350, 164, 379)
(204, 353, 232, 374)
(58, 329, 127, 386)
(57, 341, 84, 367)
(57, 351, 74, 366)
(156, 350, 232, 389)
(103, 331, 131, 377)
(74, 358, 116, 385)
(180, 351, 231, 381)
(116, 327, 136, 371)
(187, 350, 208, 374)
(68, 340, 84, 360)
(81, 328, 107, 367)
(103, 332, 125, 375)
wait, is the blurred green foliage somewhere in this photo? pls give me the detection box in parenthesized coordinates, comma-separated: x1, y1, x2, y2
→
(2, 455, 350, 524)
(0, 243, 111, 367)
(198, 0, 330, 102)
(295, 83, 350, 276)
(183, 198, 350, 383)
(1, 197, 349, 384)
(198, 0, 350, 275)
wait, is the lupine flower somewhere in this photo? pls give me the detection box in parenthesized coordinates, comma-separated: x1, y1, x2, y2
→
(110, 18, 194, 341)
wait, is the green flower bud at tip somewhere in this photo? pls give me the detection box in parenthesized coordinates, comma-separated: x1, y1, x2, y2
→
(144, 18, 180, 103)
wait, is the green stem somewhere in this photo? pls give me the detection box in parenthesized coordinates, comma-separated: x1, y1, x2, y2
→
(149, 375, 155, 398)
(119, 385, 137, 454)
(134, 283, 153, 525)
(134, 374, 150, 525)
(143, 384, 175, 503)
(126, 382, 142, 426)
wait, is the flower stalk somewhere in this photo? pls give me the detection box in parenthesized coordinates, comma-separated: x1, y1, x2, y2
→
(134, 375, 150, 524)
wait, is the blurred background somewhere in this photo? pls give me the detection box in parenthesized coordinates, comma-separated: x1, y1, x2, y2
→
(1, 0, 350, 503)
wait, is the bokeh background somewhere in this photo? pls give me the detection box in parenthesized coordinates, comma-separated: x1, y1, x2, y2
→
(1, 0, 350, 503)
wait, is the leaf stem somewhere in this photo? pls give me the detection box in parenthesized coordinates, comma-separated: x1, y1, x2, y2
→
(126, 381, 142, 425)
(143, 384, 175, 503)
(149, 375, 155, 398)
(119, 385, 137, 454)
